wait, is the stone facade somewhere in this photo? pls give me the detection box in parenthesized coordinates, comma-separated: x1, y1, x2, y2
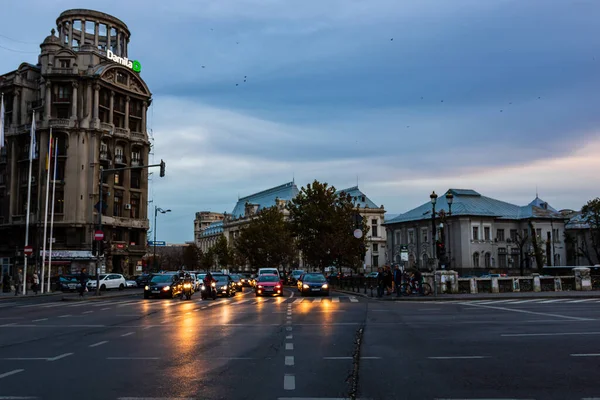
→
(0, 9, 151, 277)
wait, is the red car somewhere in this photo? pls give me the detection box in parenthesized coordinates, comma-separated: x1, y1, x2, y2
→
(255, 274, 283, 297)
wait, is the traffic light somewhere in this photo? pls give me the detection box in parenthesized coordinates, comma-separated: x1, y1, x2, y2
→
(159, 159, 166, 177)
(436, 240, 446, 259)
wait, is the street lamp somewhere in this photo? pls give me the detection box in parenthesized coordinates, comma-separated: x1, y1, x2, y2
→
(153, 206, 171, 272)
(445, 191, 454, 269)
(430, 191, 438, 296)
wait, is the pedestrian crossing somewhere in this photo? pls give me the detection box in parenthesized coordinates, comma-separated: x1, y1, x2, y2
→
(0, 295, 362, 311)
(422, 298, 600, 306)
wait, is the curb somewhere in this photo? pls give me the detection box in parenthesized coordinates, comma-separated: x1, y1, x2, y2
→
(332, 289, 600, 302)
(61, 291, 142, 302)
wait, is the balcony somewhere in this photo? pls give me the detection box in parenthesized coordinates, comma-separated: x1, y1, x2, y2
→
(114, 127, 129, 138)
(100, 122, 113, 134)
(49, 67, 74, 75)
(131, 158, 142, 167)
(114, 155, 126, 165)
(131, 131, 146, 142)
(49, 118, 75, 129)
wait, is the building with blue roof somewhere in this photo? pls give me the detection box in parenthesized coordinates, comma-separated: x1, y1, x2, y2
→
(384, 189, 568, 275)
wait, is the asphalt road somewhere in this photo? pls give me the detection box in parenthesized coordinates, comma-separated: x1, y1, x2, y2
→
(1, 289, 600, 399)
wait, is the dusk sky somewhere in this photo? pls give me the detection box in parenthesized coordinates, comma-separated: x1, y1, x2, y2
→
(1, 0, 599, 243)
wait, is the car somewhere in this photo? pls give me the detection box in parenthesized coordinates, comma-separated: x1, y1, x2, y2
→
(239, 273, 253, 287)
(87, 273, 127, 291)
(144, 274, 183, 299)
(255, 274, 283, 297)
(299, 273, 329, 296)
(229, 274, 243, 292)
(213, 274, 236, 297)
(288, 270, 305, 285)
(258, 268, 279, 277)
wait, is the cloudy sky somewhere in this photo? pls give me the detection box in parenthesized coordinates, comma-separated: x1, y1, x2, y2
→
(2, 0, 599, 243)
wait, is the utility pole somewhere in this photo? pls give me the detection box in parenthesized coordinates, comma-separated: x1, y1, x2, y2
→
(430, 191, 438, 297)
(153, 205, 171, 272)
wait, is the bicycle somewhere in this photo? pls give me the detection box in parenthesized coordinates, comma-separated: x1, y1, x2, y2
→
(400, 277, 432, 296)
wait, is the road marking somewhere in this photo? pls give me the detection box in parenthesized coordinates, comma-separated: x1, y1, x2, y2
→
(118, 398, 195, 400)
(142, 326, 153, 330)
(82, 311, 94, 314)
(201, 306, 207, 309)
(323, 357, 382, 360)
(286, 327, 292, 331)
(286, 320, 292, 325)
(538, 299, 569, 304)
(462, 302, 593, 321)
(332, 297, 340, 303)
(32, 318, 48, 322)
(0, 396, 39, 399)
(285, 356, 295, 366)
(0, 369, 25, 379)
(101, 307, 111, 310)
(286, 334, 293, 339)
(313, 298, 321, 303)
(570, 298, 598, 303)
(58, 314, 71, 318)
(1, 357, 48, 361)
(89, 341, 108, 348)
(283, 374, 296, 390)
(428, 356, 489, 360)
(293, 299, 303, 304)
(121, 332, 135, 337)
(161, 320, 169, 324)
(350, 297, 358, 303)
(571, 353, 600, 357)
(286, 343, 294, 350)
(502, 332, 600, 337)
(0, 323, 17, 326)
(287, 316, 292, 320)
(48, 353, 73, 362)
(107, 357, 160, 360)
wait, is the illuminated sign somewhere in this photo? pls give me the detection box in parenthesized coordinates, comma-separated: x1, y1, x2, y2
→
(106, 50, 142, 73)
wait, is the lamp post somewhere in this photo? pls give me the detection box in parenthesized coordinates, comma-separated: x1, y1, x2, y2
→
(153, 206, 171, 272)
(445, 191, 453, 269)
(430, 191, 438, 297)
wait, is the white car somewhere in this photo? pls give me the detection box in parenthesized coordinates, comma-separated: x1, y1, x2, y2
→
(87, 273, 127, 291)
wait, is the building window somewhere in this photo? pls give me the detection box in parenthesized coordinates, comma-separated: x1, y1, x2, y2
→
(536, 228, 542, 238)
(408, 230, 414, 244)
(56, 85, 71, 102)
(510, 229, 517, 241)
(373, 244, 378, 253)
(130, 193, 140, 219)
(116, 72, 128, 85)
(497, 229, 505, 241)
(498, 248, 507, 268)
(554, 253, 561, 266)
(421, 228, 428, 243)
(113, 190, 123, 217)
(373, 255, 379, 267)
(422, 253, 429, 267)
(484, 227, 491, 241)
(54, 190, 64, 214)
(59, 59, 70, 68)
(553, 229, 560, 243)
(371, 219, 378, 237)
(114, 170, 124, 186)
(472, 226, 479, 241)
(115, 146, 124, 164)
(473, 252, 480, 268)
(394, 230, 401, 245)
(131, 150, 141, 166)
(484, 252, 491, 268)
(131, 170, 141, 189)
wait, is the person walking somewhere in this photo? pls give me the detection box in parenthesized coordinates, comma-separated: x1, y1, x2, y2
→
(78, 268, 89, 297)
(14, 269, 23, 296)
(32, 271, 40, 294)
(376, 267, 384, 297)
(393, 265, 403, 297)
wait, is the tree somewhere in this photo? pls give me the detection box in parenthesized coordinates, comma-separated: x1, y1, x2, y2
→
(213, 235, 233, 268)
(529, 220, 546, 272)
(234, 206, 295, 271)
(199, 248, 214, 271)
(580, 197, 600, 264)
(182, 243, 200, 269)
(514, 230, 530, 276)
(287, 180, 369, 272)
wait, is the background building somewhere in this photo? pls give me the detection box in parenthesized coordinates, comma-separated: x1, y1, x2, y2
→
(385, 189, 568, 275)
(0, 9, 152, 277)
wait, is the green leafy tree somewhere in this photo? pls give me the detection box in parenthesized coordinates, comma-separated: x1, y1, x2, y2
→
(580, 198, 600, 264)
(234, 206, 295, 271)
(287, 180, 369, 272)
(182, 243, 200, 269)
(213, 234, 233, 268)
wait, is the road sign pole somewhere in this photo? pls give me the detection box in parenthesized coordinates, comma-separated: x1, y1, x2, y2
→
(96, 167, 103, 296)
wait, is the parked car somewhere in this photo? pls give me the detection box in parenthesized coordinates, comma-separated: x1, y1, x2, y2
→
(87, 274, 127, 291)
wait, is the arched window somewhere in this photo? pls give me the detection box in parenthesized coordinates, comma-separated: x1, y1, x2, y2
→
(473, 252, 480, 268)
(484, 252, 491, 268)
(422, 253, 429, 268)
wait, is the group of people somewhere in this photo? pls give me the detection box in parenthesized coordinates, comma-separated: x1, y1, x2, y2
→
(375, 265, 423, 297)
(2, 269, 40, 296)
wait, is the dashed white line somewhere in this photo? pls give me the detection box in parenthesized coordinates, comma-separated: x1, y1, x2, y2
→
(332, 297, 340, 303)
(571, 353, 600, 357)
(502, 331, 600, 337)
(286, 334, 293, 339)
(101, 308, 111, 310)
(349, 297, 359, 303)
(293, 299, 303, 304)
(32, 318, 48, 322)
(428, 356, 489, 360)
(283, 374, 296, 390)
(47, 353, 73, 362)
(286, 327, 292, 331)
(89, 341, 108, 348)
(285, 356, 295, 366)
(121, 332, 135, 337)
(58, 314, 72, 318)
(286, 343, 294, 350)
(82, 311, 94, 314)
(0, 369, 25, 379)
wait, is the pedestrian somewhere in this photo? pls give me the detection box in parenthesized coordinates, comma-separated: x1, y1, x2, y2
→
(393, 265, 403, 297)
(32, 271, 40, 294)
(78, 268, 89, 297)
(385, 265, 393, 295)
(14, 269, 23, 296)
(376, 267, 384, 297)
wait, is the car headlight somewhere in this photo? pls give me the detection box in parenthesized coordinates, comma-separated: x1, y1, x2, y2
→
(303, 284, 309, 289)
(201, 285, 206, 291)
(163, 286, 170, 291)
(258, 285, 263, 289)
(144, 285, 149, 291)
(322, 284, 328, 289)
(211, 282, 216, 287)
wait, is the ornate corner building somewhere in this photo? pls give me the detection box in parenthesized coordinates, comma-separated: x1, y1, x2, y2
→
(0, 9, 152, 277)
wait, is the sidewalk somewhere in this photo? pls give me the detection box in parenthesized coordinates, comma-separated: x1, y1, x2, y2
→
(333, 288, 600, 301)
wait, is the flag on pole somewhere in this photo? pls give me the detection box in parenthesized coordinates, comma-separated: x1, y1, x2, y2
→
(0, 93, 5, 151)
(29, 115, 36, 160)
(46, 128, 53, 171)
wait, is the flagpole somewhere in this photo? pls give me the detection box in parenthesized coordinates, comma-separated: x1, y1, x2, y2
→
(40, 127, 52, 293)
(23, 111, 36, 295)
(47, 137, 58, 294)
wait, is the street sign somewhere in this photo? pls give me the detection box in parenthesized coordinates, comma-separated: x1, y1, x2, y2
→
(353, 229, 363, 239)
(148, 241, 166, 246)
(94, 230, 104, 241)
(24, 246, 33, 255)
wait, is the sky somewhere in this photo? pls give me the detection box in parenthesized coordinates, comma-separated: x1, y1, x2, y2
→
(1, 0, 599, 243)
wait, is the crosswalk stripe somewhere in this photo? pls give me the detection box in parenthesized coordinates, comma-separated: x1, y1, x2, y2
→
(350, 297, 359, 303)
(332, 297, 340, 303)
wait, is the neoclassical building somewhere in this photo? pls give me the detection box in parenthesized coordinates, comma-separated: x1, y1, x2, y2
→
(0, 9, 151, 277)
